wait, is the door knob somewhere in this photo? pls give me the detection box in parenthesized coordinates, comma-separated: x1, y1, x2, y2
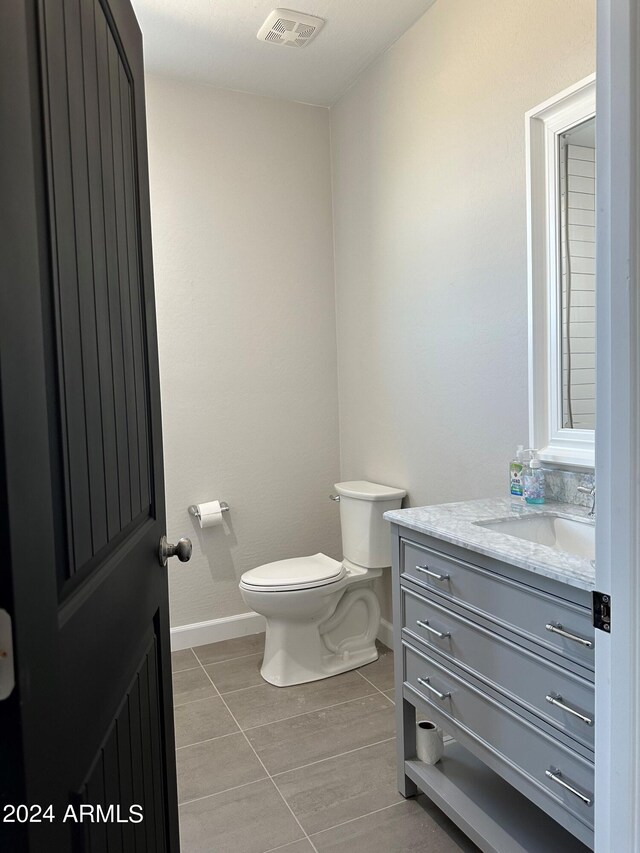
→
(158, 535, 193, 567)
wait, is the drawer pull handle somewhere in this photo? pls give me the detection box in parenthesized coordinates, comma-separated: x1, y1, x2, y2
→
(417, 676, 451, 700)
(415, 565, 450, 582)
(416, 619, 451, 639)
(545, 622, 593, 649)
(545, 768, 592, 806)
(545, 693, 593, 726)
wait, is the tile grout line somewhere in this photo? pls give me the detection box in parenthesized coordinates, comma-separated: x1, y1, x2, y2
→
(197, 659, 320, 853)
(174, 677, 380, 726)
(194, 649, 265, 668)
(205, 674, 376, 701)
(261, 842, 312, 853)
(356, 667, 395, 705)
(261, 841, 312, 853)
(176, 721, 395, 760)
(212, 679, 286, 698)
(173, 682, 221, 707)
(173, 681, 387, 746)
(178, 775, 269, 808)
(173, 691, 226, 711)
(270, 736, 396, 779)
(270, 775, 320, 853)
(308, 799, 407, 840)
(176, 728, 240, 751)
(262, 799, 407, 853)
(236, 689, 381, 731)
(171, 664, 203, 674)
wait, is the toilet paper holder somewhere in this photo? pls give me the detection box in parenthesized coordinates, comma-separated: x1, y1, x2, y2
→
(188, 502, 230, 521)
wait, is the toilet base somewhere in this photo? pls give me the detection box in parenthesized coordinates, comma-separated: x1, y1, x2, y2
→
(260, 629, 379, 687)
(258, 583, 382, 687)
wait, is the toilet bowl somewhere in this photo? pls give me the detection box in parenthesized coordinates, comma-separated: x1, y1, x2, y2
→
(239, 481, 406, 687)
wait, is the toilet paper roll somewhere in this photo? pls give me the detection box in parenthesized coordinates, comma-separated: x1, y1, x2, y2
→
(416, 721, 444, 765)
(196, 500, 224, 529)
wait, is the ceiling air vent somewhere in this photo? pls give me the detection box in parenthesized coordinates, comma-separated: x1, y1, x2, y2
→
(257, 9, 325, 48)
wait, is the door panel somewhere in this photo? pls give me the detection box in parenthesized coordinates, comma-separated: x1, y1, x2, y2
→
(43, 0, 153, 589)
(0, 0, 179, 849)
(77, 635, 165, 853)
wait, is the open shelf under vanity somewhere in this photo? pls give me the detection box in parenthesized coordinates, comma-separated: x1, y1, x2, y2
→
(405, 741, 591, 853)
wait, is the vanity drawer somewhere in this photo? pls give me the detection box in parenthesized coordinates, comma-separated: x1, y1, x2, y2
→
(401, 538, 595, 672)
(403, 588, 594, 751)
(403, 642, 594, 833)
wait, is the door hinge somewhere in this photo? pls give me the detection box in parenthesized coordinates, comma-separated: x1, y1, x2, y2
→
(0, 609, 15, 700)
(592, 590, 611, 633)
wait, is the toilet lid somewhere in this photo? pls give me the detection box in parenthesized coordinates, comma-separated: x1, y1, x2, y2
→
(241, 553, 345, 590)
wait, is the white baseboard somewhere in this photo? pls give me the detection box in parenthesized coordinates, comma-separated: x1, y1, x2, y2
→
(377, 617, 394, 650)
(170, 612, 266, 651)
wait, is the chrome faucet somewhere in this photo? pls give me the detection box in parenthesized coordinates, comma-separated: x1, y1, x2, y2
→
(577, 485, 596, 517)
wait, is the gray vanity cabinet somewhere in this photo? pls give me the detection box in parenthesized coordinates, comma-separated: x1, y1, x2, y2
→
(391, 523, 595, 853)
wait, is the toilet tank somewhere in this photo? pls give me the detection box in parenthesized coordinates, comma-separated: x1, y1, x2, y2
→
(334, 480, 406, 568)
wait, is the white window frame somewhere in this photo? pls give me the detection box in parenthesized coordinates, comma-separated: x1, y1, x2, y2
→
(526, 74, 596, 468)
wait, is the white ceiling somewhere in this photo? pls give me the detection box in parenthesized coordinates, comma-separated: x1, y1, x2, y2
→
(131, 0, 438, 106)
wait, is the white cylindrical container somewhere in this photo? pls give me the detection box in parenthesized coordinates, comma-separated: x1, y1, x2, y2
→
(416, 721, 444, 765)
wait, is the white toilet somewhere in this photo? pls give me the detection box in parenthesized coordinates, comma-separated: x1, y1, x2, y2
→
(239, 480, 406, 687)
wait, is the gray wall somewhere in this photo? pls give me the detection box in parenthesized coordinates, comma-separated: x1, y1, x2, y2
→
(330, 0, 595, 620)
(146, 76, 341, 628)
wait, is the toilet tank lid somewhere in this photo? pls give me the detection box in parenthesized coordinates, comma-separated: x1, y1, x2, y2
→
(242, 553, 344, 588)
(334, 480, 406, 501)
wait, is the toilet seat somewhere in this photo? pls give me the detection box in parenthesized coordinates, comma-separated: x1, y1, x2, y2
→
(240, 553, 345, 592)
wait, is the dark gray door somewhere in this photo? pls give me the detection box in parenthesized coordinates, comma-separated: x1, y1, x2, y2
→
(0, 0, 180, 849)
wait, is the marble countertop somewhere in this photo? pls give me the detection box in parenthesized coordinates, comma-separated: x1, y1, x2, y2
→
(384, 497, 595, 591)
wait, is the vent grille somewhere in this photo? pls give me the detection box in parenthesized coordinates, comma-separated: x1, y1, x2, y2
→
(257, 9, 325, 48)
(273, 18, 295, 34)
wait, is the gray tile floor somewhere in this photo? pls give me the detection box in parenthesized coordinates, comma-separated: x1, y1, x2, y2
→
(172, 635, 478, 853)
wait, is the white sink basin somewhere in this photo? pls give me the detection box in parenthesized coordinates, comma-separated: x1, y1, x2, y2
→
(476, 514, 595, 560)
